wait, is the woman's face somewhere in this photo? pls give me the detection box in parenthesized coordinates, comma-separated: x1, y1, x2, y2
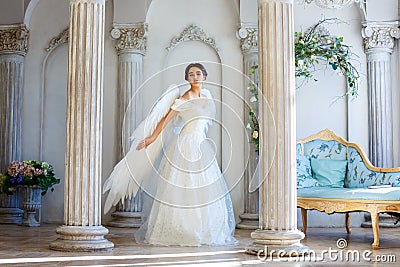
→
(187, 66, 205, 85)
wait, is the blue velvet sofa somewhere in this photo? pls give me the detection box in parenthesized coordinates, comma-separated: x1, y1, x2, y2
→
(296, 129, 400, 249)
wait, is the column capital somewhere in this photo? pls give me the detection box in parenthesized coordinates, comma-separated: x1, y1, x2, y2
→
(237, 26, 258, 54)
(111, 23, 148, 55)
(70, 0, 105, 3)
(0, 24, 29, 56)
(362, 21, 400, 53)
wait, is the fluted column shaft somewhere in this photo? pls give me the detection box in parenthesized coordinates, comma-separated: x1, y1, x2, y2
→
(237, 26, 259, 229)
(0, 55, 23, 173)
(247, 0, 307, 255)
(362, 22, 400, 168)
(108, 24, 147, 227)
(0, 24, 28, 173)
(118, 53, 143, 158)
(366, 52, 392, 167)
(50, 0, 113, 251)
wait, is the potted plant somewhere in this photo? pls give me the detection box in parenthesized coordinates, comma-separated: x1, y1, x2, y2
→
(0, 160, 60, 226)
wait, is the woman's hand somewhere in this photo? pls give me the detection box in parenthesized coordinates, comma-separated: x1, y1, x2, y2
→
(136, 136, 155, 150)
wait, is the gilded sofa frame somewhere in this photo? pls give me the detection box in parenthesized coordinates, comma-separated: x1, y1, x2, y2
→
(297, 129, 400, 249)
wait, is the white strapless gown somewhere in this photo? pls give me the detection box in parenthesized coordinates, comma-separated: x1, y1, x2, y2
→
(131, 93, 237, 246)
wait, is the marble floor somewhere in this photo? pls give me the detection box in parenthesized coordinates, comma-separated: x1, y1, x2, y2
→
(0, 224, 400, 266)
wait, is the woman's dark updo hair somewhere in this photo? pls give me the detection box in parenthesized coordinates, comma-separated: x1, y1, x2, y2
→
(184, 63, 208, 81)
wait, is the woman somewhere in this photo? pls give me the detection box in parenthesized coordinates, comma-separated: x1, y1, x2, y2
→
(104, 63, 237, 246)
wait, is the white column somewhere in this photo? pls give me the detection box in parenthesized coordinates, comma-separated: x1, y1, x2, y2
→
(247, 0, 308, 255)
(0, 24, 28, 223)
(108, 23, 147, 227)
(50, 0, 113, 251)
(237, 26, 259, 229)
(362, 22, 400, 168)
(0, 24, 28, 173)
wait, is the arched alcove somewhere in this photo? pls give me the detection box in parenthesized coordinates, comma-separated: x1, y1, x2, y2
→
(165, 41, 223, 167)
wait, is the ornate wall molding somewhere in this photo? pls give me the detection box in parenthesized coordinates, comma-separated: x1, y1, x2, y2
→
(237, 27, 258, 54)
(111, 23, 148, 55)
(0, 24, 29, 56)
(305, 0, 353, 9)
(166, 24, 219, 53)
(362, 22, 400, 53)
(46, 28, 69, 52)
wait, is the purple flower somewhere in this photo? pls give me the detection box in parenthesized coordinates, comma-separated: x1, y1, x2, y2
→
(17, 174, 23, 183)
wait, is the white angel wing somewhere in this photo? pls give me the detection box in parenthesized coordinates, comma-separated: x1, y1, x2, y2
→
(128, 84, 180, 146)
(103, 84, 180, 214)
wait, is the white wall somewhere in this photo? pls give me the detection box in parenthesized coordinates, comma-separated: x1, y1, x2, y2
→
(0, 0, 25, 24)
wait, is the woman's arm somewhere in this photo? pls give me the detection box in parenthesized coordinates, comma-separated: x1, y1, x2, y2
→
(136, 108, 178, 150)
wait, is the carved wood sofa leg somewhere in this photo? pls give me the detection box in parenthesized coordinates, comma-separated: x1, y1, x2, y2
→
(301, 208, 307, 234)
(371, 212, 380, 250)
(345, 212, 351, 234)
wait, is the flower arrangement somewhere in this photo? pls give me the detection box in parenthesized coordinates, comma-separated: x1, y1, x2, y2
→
(0, 160, 60, 196)
(246, 18, 360, 153)
(295, 18, 360, 97)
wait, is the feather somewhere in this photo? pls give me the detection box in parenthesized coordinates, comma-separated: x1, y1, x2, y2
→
(103, 84, 180, 214)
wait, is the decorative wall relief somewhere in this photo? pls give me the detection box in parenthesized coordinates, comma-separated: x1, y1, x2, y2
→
(166, 24, 220, 55)
(46, 28, 69, 52)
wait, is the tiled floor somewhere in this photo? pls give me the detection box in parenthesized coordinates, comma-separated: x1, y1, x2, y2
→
(0, 224, 400, 266)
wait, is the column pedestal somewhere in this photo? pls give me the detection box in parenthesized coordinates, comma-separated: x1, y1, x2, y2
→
(108, 211, 142, 228)
(50, 226, 112, 252)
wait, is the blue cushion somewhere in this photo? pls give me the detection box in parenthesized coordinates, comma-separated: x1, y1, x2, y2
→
(311, 158, 347, 188)
(297, 155, 320, 188)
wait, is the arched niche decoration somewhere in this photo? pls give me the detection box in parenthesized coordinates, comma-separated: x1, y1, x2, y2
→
(166, 24, 221, 58)
(39, 28, 69, 160)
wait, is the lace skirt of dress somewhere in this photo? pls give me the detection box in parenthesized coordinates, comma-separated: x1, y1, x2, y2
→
(134, 131, 237, 246)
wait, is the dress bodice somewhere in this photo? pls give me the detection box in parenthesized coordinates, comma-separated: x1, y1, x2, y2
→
(171, 90, 216, 137)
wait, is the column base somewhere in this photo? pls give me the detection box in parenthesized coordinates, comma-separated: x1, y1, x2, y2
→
(236, 213, 259, 230)
(0, 208, 24, 224)
(246, 229, 309, 256)
(107, 211, 142, 228)
(49, 225, 114, 252)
